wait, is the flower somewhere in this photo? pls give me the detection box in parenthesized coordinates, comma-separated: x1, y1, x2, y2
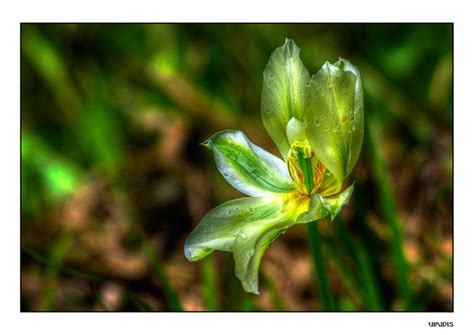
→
(184, 39, 364, 294)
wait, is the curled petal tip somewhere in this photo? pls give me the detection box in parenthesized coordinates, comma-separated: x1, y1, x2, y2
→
(243, 283, 260, 295)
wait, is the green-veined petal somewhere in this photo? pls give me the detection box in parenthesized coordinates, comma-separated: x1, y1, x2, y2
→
(297, 183, 354, 223)
(203, 130, 294, 196)
(261, 39, 310, 158)
(233, 220, 291, 294)
(304, 59, 364, 182)
(318, 170, 342, 197)
(184, 194, 301, 293)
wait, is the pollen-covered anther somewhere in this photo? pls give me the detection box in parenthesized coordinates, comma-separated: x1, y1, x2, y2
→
(303, 145, 314, 160)
(287, 156, 306, 194)
(287, 139, 324, 196)
(313, 160, 326, 192)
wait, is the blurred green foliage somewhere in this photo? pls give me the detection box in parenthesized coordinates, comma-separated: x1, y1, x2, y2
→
(21, 23, 452, 311)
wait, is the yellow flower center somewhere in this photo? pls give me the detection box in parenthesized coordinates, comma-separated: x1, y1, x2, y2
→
(287, 140, 326, 197)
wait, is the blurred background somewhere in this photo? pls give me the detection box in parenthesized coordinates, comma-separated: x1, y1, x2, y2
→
(21, 23, 452, 311)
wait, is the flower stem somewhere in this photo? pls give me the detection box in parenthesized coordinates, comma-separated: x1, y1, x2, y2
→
(307, 221, 336, 311)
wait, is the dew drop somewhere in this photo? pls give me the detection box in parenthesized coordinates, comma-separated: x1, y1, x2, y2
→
(238, 232, 247, 240)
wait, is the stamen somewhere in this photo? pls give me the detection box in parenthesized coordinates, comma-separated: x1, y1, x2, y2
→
(287, 140, 319, 196)
(313, 160, 326, 192)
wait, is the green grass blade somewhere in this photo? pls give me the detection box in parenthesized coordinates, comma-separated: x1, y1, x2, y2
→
(366, 119, 412, 309)
(202, 255, 219, 311)
(22, 25, 81, 117)
(333, 216, 383, 310)
(40, 231, 74, 310)
(353, 239, 383, 310)
(227, 264, 254, 311)
(128, 293, 159, 311)
(262, 270, 286, 311)
(240, 294, 254, 311)
(325, 235, 363, 309)
(142, 239, 183, 311)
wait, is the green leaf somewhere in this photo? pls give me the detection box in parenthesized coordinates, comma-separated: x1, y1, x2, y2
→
(203, 130, 294, 196)
(261, 39, 310, 158)
(297, 184, 354, 223)
(184, 195, 296, 294)
(304, 59, 364, 182)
